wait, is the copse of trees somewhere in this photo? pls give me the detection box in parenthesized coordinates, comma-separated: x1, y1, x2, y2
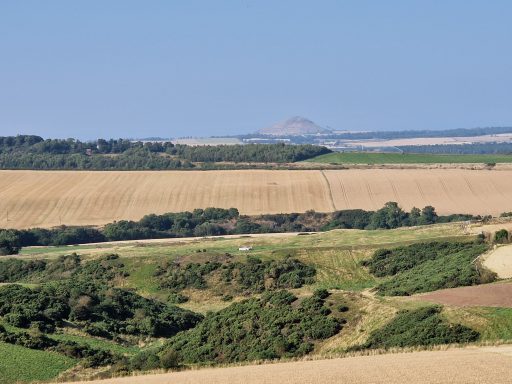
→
(168, 143, 331, 163)
(0, 204, 482, 255)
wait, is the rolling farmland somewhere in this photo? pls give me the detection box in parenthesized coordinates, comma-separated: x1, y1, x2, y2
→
(1, 169, 512, 229)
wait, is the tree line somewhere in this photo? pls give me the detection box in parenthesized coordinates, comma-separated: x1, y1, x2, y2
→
(0, 203, 481, 255)
(0, 135, 330, 170)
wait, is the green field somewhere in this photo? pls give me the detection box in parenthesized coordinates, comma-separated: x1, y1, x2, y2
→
(307, 152, 512, 164)
(0, 343, 76, 384)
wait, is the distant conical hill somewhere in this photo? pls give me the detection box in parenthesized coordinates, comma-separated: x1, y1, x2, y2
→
(258, 116, 331, 136)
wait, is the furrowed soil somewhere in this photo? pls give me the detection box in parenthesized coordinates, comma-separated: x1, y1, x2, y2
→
(1, 169, 512, 229)
(413, 282, 512, 307)
(63, 346, 512, 384)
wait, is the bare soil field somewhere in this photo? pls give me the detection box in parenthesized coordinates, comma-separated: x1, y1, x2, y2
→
(63, 346, 512, 384)
(344, 133, 512, 147)
(413, 282, 512, 307)
(483, 245, 512, 278)
(1, 169, 512, 229)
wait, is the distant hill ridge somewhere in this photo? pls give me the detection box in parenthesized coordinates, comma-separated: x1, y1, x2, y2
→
(258, 116, 331, 136)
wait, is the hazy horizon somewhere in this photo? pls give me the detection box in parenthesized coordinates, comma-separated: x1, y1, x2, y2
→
(1, 1, 511, 140)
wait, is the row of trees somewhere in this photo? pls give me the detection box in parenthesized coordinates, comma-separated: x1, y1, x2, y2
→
(0, 136, 171, 155)
(0, 136, 331, 169)
(0, 204, 480, 255)
(0, 149, 193, 170)
(168, 143, 331, 163)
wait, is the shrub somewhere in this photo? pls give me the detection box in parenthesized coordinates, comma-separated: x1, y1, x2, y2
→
(360, 306, 479, 349)
(364, 241, 493, 296)
(0, 230, 21, 255)
(168, 292, 189, 304)
(157, 291, 342, 365)
(159, 350, 181, 369)
(158, 257, 316, 294)
(494, 229, 509, 244)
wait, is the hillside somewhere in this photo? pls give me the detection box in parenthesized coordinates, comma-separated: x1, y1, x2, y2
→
(1, 219, 512, 383)
(258, 117, 331, 136)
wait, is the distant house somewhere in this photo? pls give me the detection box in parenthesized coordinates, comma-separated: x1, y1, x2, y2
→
(238, 246, 252, 251)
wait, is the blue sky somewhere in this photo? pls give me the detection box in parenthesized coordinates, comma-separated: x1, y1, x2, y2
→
(0, 1, 511, 139)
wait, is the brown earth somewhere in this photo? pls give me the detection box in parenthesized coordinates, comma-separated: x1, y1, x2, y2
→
(413, 282, 512, 307)
(62, 346, 512, 384)
(1, 169, 512, 229)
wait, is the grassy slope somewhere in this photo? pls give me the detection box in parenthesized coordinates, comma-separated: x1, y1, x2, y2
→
(4, 222, 512, 381)
(307, 152, 512, 164)
(443, 307, 512, 341)
(16, 224, 468, 311)
(0, 342, 76, 384)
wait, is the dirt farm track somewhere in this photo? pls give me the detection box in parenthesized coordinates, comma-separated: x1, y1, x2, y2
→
(1, 169, 512, 229)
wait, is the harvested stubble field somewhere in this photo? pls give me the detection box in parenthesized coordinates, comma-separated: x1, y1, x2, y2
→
(483, 244, 512, 278)
(1, 169, 512, 229)
(64, 346, 512, 384)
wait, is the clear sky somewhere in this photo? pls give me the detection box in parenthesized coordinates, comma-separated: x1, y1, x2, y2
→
(0, 1, 511, 139)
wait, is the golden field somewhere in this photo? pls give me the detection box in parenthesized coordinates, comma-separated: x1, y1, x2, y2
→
(1, 169, 512, 229)
(64, 346, 512, 384)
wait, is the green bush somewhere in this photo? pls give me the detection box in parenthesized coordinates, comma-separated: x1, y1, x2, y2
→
(156, 290, 342, 365)
(0, 277, 203, 339)
(157, 256, 316, 294)
(362, 241, 480, 277)
(363, 241, 492, 296)
(360, 306, 479, 349)
(0, 230, 21, 255)
(495, 229, 509, 244)
(168, 292, 189, 304)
